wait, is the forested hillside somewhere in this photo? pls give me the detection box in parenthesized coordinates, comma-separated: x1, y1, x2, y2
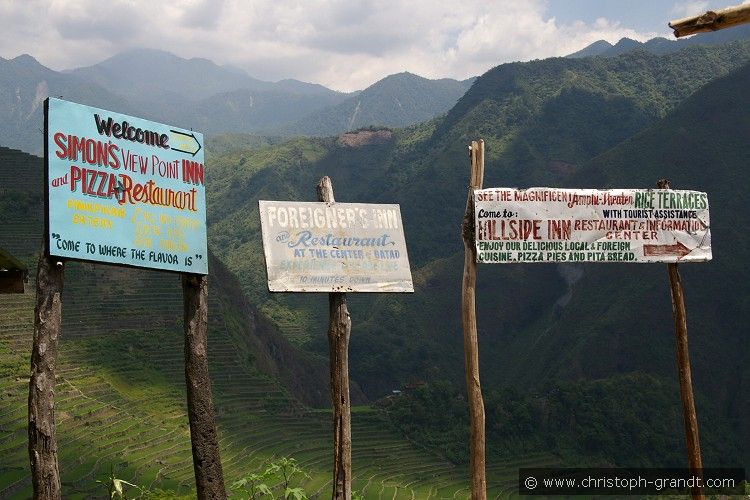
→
(2, 30, 750, 498)
(278, 72, 474, 136)
(204, 41, 750, 469)
(381, 61, 750, 469)
(2, 147, 529, 498)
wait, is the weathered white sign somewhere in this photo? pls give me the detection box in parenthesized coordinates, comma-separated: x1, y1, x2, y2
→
(259, 201, 414, 292)
(474, 188, 711, 263)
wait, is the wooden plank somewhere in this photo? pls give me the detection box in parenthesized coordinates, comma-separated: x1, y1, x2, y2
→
(317, 176, 353, 500)
(183, 273, 227, 499)
(461, 141, 486, 499)
(657, 179, 704, 500)
(28, 255, 63, 499)
(669, 3, 750, 37)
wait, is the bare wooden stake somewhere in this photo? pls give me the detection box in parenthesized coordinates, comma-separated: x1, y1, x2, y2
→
(461, 141, 487, 500)
(669, 2, 750, 37)
(657, 179, 704, 500)
(28, 253, 63, 500)
(317, 176, 353, 500)
(183, 273, 227, 500)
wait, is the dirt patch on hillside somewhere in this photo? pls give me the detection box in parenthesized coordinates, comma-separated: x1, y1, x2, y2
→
(338, 129, 393, 148)
(548, 159, 577, 176)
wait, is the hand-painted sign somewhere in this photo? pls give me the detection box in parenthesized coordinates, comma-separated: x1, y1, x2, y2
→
(46, 98, 208, 274)
(259, 201, 414, 292)
(474, 187, 711, 263)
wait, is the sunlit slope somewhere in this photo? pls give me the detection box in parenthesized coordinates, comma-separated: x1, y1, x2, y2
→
(362, 57, 750, 469)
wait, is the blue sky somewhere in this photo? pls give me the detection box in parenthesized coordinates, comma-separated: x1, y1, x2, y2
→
(547, 0, 734, 34)
(0, 0, 746, 91)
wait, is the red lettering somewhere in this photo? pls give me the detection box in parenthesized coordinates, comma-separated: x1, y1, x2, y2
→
(70, 165, 81, 191)
(86, 168, 97, 194)
(54, 132, 67, 159)
(118, 174, 133, 205)
(498, 220, 543, 240)
(96, 171, 108, 197)
(108, 143, 120, 169)
(107, 173, 119, 199)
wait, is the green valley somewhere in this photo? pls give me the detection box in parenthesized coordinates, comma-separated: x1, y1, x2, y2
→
(203, 40, 750, 472)
(1, 28, 750, 499)
(0, 147, 562, 498)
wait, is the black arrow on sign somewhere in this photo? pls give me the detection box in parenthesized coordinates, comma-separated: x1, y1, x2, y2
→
(170, 129, 202, 157)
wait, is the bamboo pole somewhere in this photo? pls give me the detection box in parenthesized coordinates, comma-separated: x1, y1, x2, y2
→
(183, 273, 227, 499)
(657, 179, 704, 500)
(28, 255, 63, 500)
(317, 176, 353, 500)
(669, 3, 750, 37)
(461, 141, 486, 499)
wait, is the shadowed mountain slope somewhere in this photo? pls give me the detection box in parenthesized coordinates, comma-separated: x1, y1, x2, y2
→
(203, 43, 750, 469)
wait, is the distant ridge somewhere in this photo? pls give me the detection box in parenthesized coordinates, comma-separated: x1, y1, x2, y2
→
(278, 71, 475, 136)
(66, 48, 344, 101)
(0, 51, 474, 154)
(604, 37, 644, 56)
(566, 39, 613, 58)
(568, 23, 750, 59)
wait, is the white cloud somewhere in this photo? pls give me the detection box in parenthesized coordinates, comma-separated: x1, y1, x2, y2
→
(0, 0, 658, 92)
(670, 1, 710, 19)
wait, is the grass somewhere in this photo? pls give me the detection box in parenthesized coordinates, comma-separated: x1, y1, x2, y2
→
(0, 265, 562, 499)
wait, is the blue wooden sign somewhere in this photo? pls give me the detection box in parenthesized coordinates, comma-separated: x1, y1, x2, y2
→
(45, 98, 208, 274)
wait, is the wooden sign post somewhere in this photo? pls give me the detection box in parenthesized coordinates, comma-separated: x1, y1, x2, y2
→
(28, 255, 64, 499)
(317, 176, 353, 500)
(461, 140, 487, 500)
(183, 274, 227, 499)
(657, 179, 704, 500)
(467, 142, 712, 497)
(258, 178, 414, 500)
(28, 97, 226, 499)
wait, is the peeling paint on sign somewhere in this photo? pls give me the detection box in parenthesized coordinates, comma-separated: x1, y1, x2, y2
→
(474, 187, 711, 264)
(259, 201, 414, 292)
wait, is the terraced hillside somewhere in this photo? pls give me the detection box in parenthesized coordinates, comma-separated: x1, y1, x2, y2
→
(0, 146, 560, 498)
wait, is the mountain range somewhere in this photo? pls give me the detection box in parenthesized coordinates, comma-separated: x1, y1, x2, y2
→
(0, 49, 472, 155)
(66, 48, 335, 101)
(567, 22, 750, 58)
(6, 22, 750, 156)
(1, 28, 750, 497)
